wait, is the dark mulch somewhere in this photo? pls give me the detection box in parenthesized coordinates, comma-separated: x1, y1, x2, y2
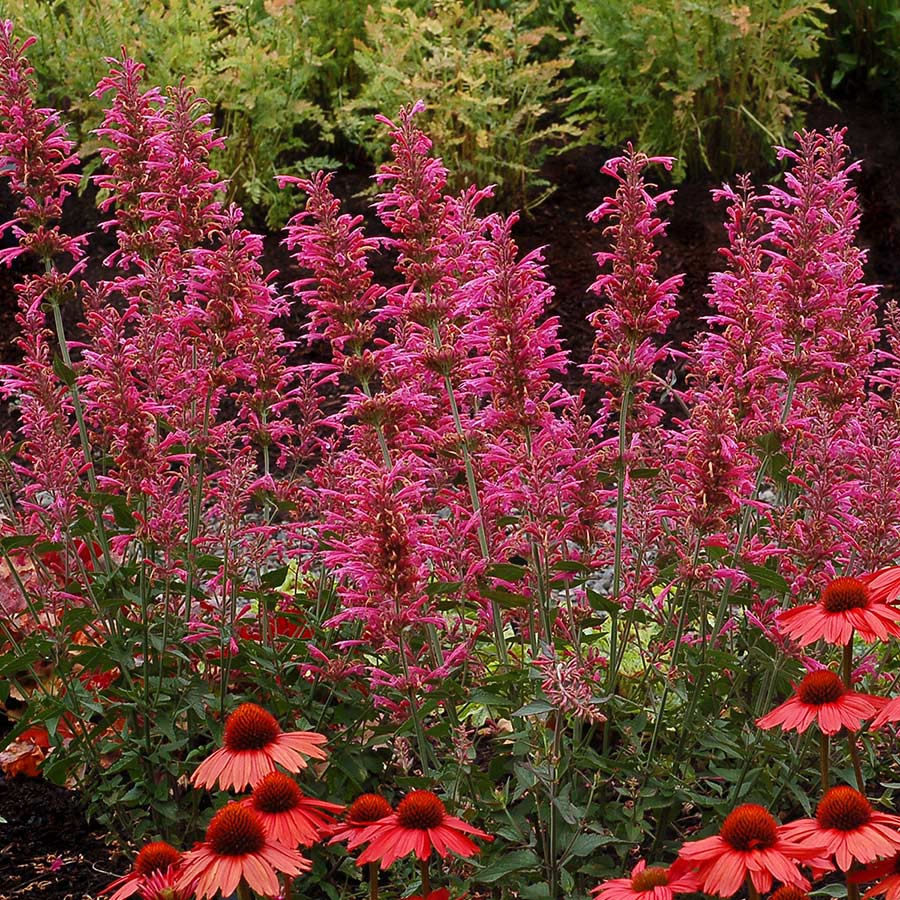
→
(1, 90, 899, 899)
(0, 776, 124, 899)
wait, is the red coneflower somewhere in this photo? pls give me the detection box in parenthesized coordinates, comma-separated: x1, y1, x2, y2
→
(756, 670, 884, 735)
(101, 841, 184, 900)
(780, 787, 900, 871)
(850, 851, 900, 900)
(402, 890, 453, 900)
(328, 793, 395, 852)
(191, 703, 328, 792)
(243, 771, 344, 847)
(177, 802, 310, 899)
(678, 803, 826, 896)
(591, 858, 698, 900)
(871, 697, 900, 730)
(777, 577, 900, 646)
(355, 790, 492, 869)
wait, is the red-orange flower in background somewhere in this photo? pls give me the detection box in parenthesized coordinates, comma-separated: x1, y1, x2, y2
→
(850, 851, 900, 900)
(591, 858, 698, 900)
(678, 803, 826, 896)
(101, 841, 184, 900)
(402, 890, 454, 900)
(778, 577, 900, 646)
(177, 802, 310, 899)
(756, 669, 884, 735)
(779, 787, 900, 872)
(328, 793, 394, 851)
(355, 790, 492, 869)
(243, 771, 344, 847)
(767, 887, 811, 900)
(191, 703, 328, 792)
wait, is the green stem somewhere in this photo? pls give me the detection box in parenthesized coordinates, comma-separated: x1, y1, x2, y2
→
(430, 325, 508, 667)
(646, 539, 703, 765)
(547, 713, 563, 900)
(820, 731, 830, 792)
(842, 638, 865, 793)
(605, 348, 637, 763)
(419, 859, 431, 896)
(747, 876, 760, 900)
(49, 298, 113, 571)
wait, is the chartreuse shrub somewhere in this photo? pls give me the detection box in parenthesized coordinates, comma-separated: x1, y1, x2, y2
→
(341, 0, 575, 209)
(569, 0, 833, 177)
(8, 15, 900, 900)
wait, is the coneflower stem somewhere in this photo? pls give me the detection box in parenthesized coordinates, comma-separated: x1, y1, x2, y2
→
(283, 875, 294, 900)
(746, 877, 760, 900)
(236, 881, 252, 900)
(848, 733, 865, 793)
(419, 859, 431, 896)
(842, 638, 866, 792)
(369, 862, 379, 900)
(848, 880, 861, 900)
(819, 731, 830, 791)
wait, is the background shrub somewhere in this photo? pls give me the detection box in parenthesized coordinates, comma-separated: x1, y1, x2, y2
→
(568, 0, 833, 178)
(0, 0, 371, 226)
(341, 0, 575, 209)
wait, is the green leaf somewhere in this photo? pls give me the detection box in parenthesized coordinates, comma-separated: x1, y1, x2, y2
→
(740, 561, 787, 594)
(468, 689, 513, 707)
(566, 832, 616, 857)
(485, 562, 528, 581)
(520, 883, 552, 899)
(476, 848, 541, 883)
(512, 699, 554, 717)
(52, 356, 77, 386)
(0, 533, 37, 551)
(480, 586, 529, 608)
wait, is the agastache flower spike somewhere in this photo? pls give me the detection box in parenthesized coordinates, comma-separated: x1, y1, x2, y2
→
(585, 144, 682, 431)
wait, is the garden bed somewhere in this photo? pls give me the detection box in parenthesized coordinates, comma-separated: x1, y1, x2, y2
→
(2, 82, 900, 899)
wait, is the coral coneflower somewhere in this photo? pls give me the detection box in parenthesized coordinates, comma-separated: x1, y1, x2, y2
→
(191, 703, 328, 791)
(177, 802, 310, 899)
(355, 790, 492, 869)
(243, 771, 344, 847)
(591, 858, 698, 900)
(871, 697, 900, 730)
(756, 669, 884, 735)
(850, 851, 900, 900)
(779, 787, 900, 872)
(101, 841, 183, 900)
(328, 793, 394, 851)
(136, 865, 192, 900)
(777, 577, 900, 646)
(678, 803, 826, 896)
